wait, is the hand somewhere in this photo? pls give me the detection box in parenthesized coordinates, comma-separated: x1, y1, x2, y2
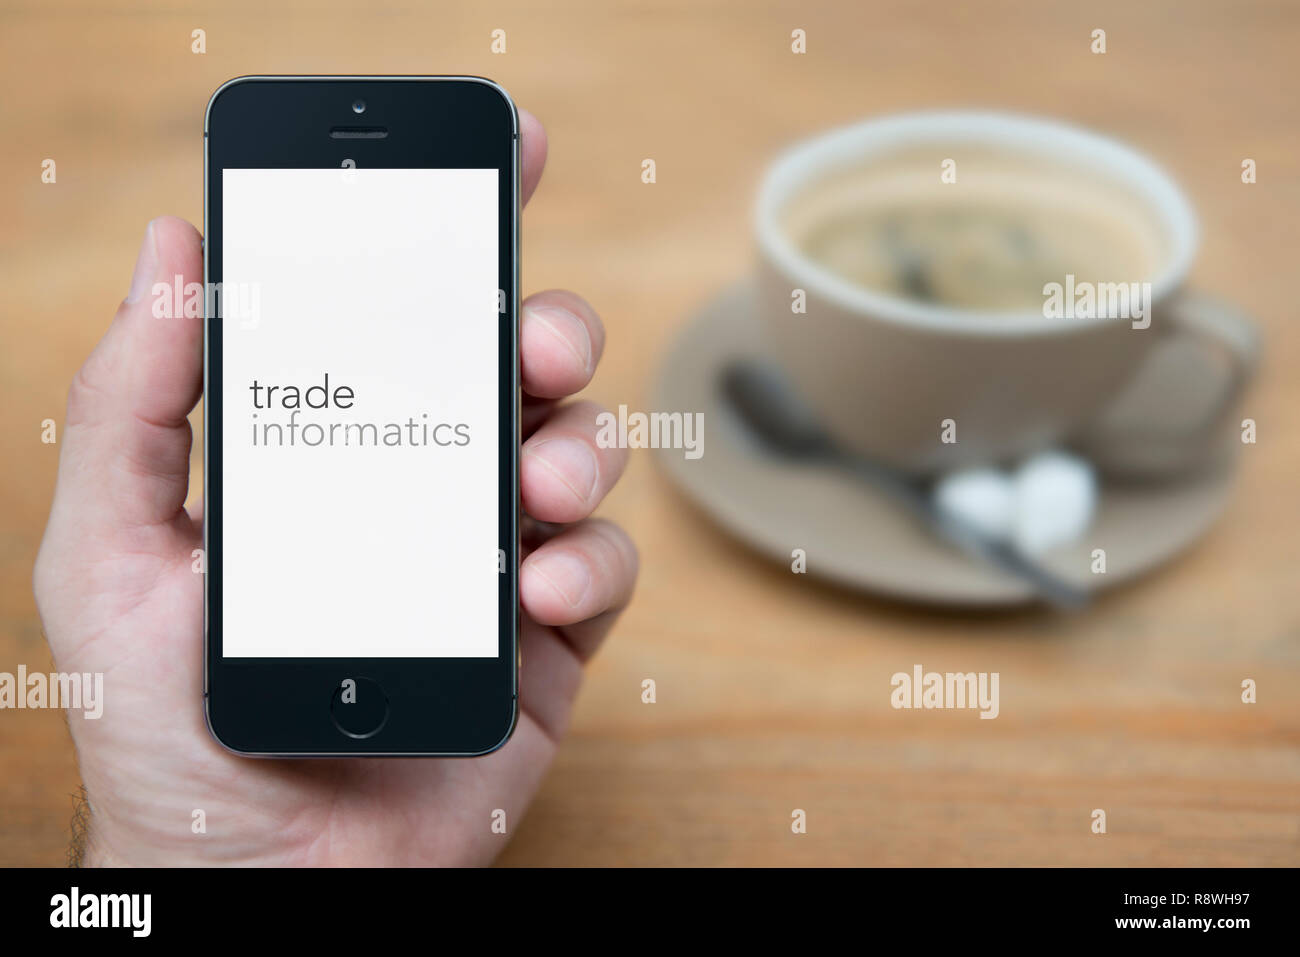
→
(32, 109, 637, 866)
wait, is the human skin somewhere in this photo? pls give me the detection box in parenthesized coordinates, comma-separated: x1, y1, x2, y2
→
(33, 109, 639, 865)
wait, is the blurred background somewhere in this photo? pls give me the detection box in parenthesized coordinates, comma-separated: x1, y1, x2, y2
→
(1, 0, 1297, 866)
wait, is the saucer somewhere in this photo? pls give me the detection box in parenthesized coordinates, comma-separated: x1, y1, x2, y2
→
(650, 280, 1239, 606)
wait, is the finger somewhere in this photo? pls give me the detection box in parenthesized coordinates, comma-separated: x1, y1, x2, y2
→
(553, 604, 636, 665)
(55, 216, 203, 530)
(517, 617, 584, 742)
(520, 515, 566, 557)
(521, 400, 628, 524)
(521, 396, 557, 438)
(520, 290, 605, 399)
(520, 107, 547, 206)
(520, 519, 639, 647)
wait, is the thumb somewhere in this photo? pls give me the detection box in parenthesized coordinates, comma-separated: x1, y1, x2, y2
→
(51, 216, 204, 534)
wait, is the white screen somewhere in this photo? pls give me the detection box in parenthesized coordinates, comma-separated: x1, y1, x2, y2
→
(220, 168, 499, 657)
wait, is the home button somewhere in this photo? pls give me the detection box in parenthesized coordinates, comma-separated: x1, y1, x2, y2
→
(330, 678, 389, 739)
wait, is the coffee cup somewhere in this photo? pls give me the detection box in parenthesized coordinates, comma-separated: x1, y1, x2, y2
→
(754, 111, 1257, 476)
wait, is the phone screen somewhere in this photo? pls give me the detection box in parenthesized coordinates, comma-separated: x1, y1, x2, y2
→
(219, 167, 499, 658)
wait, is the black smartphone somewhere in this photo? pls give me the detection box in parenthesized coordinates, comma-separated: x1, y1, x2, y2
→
(203, 76, 519, 756)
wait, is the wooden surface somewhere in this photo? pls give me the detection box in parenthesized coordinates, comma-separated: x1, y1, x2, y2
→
(2, 0, 1297, 866)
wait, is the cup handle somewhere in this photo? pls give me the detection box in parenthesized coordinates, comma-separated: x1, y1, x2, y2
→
(1158, 289, 1260, 428)
(1078, 289, 1259, 474)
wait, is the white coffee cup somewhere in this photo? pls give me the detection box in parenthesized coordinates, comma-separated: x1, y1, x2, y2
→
(754, 111, 1257, 476)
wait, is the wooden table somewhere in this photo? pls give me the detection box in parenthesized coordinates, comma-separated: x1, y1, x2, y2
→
(2, 0, 1296, 866)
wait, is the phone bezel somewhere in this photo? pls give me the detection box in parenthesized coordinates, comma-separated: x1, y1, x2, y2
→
(203, 76, 520, 757)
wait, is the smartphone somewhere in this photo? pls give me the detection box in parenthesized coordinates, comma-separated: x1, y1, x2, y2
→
(203, 76, 519, 756)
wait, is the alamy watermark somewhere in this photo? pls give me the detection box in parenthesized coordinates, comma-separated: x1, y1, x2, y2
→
(151, 275, 262, 328)
(890, 664, 999, 719)
(595, 404, 704, 460)
(0, 666, 103, 719)
(1043, 274, 1151, 329)
(50, 887, 150, 937)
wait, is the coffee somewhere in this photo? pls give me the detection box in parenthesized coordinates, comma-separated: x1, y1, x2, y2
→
(784, 149, 1168, 312)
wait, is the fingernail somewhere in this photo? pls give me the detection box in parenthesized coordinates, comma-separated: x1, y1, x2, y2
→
(530, 306, 593, 377)
(529, 551, 591, 608)
(528, 437, 598, 503)
(125, 220, 159, 304)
